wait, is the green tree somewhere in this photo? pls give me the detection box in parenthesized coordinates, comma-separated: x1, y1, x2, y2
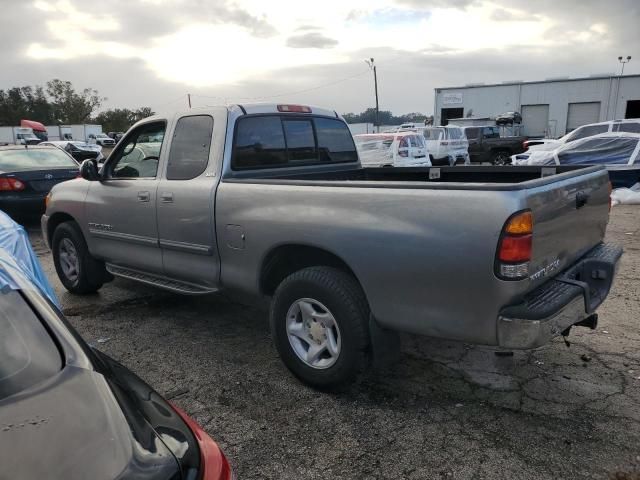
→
(94, 107, 155, 132)
(46, 79, 105, 123)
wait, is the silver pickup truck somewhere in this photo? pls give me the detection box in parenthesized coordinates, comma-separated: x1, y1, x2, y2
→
(42, 103, 622, 389)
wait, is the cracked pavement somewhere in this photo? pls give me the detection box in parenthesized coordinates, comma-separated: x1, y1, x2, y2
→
(24, 206, 640, 479)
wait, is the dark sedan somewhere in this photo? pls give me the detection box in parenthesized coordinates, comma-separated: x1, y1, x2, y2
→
(0, 145, 80, 216)
(0, 218, 233, 479)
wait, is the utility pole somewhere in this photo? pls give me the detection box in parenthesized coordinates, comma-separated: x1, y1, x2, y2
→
(188, 93, 192, 109)
(365, 58, 379, 132)
(613, 56, 631, 118)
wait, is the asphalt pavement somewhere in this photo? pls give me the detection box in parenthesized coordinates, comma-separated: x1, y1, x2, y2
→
(25, 206, 640, 479)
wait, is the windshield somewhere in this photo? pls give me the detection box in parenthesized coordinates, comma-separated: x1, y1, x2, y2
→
(423, 128, 443, 140)
(0, 149, 78, 171)
(0, 289, 61, 401)
(446, 128, 464, 140)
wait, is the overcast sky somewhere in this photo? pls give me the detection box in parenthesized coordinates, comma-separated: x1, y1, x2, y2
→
(1, 0, 638, 116)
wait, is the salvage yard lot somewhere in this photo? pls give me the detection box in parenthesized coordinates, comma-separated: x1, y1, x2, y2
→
(27, 207, 640, 480)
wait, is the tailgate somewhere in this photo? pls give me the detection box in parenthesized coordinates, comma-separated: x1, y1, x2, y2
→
(525, 167, 610, 290)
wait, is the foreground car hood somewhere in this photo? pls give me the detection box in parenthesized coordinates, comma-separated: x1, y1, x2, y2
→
(0, 366, 180, 480)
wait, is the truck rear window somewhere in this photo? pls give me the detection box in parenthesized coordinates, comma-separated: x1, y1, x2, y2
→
(233, 115, 357, 169)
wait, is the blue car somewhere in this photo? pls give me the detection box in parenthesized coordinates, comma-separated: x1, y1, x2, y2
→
(0, 145, 79, 217)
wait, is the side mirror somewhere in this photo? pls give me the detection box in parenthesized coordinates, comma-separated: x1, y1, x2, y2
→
(80, 159, 100, 181)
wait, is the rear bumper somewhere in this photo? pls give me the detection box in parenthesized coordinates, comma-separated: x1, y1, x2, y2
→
(0, 195, 47, 215)
(497, 243, 622, 349)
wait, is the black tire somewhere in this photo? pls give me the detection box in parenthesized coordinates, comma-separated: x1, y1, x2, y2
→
(492, 150, 511, 166)
(52, 221, 106, 294)
(270, 267, 371, 390)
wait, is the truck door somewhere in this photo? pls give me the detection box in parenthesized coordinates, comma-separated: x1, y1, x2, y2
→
(84, 120, 167, 274)
(156, 114, 220, 288)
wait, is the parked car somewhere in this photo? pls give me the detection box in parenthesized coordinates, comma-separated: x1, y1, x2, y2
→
(513, 132, 640, 188)
(462, 125, 528, 165)
(107, 131, 125, 141)
(40, 140, 104, 163)
(418, 126, 470, 166)
(93, 133, 116, 147)
(43, 103, 621, 390)
(519, 118, 640, 160)
(0, 145, 79, 216)
(495, 111, 522, 125)
(354, 132, 430, 167)
(0, 212, 232, 480)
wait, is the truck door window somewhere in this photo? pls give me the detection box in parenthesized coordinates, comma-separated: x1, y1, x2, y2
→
(233, 116, 287, 168)
(482, 127, 500, 138)
(110, 121, 166, 179)
(167, 115, 213, 180)
(282, 119, 316, 163)
(315, 118, 358, 163)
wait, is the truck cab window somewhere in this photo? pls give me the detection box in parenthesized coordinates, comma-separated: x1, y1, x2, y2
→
(233, 115, 357, 169)
(234, 116, 287, 168)
(315, 118, 358, 163)
(283, 120, 316, 162)
(109, 122, 166, 179)
(167, 115, 214, 180)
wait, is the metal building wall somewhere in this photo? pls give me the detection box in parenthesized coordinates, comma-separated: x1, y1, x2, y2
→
(434, 75, 640, 137)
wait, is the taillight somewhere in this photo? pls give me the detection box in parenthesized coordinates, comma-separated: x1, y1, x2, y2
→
(170, 403, 233, 480)
(0, 177, 25, 191)
(496, 210, 533, 280)
(277, 104, 311, 113)
(523, 141, 529, 149)
(399, 150, 408, 157)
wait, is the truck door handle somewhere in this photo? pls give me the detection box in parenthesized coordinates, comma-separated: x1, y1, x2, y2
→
(576, 191, 589, 209)
(137, 191, 150, 202)
(161, 192, 174, 203)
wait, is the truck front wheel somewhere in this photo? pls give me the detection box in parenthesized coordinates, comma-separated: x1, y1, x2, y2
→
(52, 221, 107, 294)
(270, 267, 371, 390)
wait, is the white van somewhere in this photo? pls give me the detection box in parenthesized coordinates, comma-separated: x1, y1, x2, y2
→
(419, 126, 470, 166)
(354, 132, 431, 167)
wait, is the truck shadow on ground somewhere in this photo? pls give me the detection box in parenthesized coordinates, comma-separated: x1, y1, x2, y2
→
(65, 279, 639, 424)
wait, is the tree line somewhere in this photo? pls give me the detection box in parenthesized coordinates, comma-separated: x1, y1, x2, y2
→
(343, 108, 433, 126)
(0, 79, 154, 133)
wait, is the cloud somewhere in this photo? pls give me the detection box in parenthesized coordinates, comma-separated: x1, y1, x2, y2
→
(394, 0, 478, 9)
(286, 32, 339, 49)
(490, 8, 539, 22)
(1, 0, 639, 118)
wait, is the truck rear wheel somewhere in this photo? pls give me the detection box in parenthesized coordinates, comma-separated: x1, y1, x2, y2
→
(52, 221, 106, 294)
(492, 150, 511, 166)
(270, 267, 371, 390)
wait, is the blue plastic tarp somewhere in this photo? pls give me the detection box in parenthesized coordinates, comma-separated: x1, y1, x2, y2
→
(0, 210, 59, 307)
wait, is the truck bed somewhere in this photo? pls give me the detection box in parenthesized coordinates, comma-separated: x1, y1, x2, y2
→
(227, 165, 604, 190)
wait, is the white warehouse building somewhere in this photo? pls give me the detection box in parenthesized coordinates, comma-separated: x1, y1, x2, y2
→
(434, 74, 640, 138)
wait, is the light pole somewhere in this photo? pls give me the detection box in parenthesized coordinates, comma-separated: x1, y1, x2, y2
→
(365, 58, 379, 132)
(618, 55, 632, 76)
(613, 56, 632, 118)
